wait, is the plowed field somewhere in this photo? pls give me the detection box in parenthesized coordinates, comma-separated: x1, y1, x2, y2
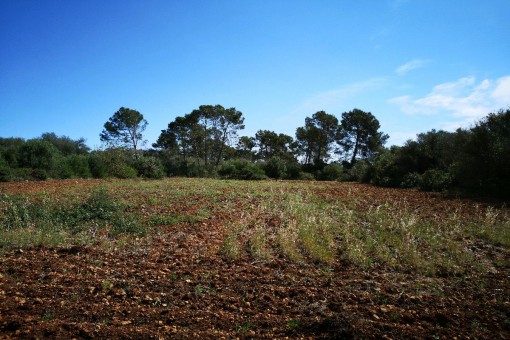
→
(1, 179, 509, 339)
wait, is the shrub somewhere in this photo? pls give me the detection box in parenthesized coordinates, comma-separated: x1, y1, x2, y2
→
(370, 150, 401, 187)
(298, 172, 315, 181)
(82, 188, 119, 220)
(92, 149, 137, 179)
(66, 155, 92, 178)
(18, 139, 60, 171)
(263, 157, 286, 179)
(218, 159, 267, 180)
(284, 162, 302, 180)
(318, 163, 343, 181)
(133, 156, 165, 179)
(112, 164, 138, 179)
(8, 168, 32, 181)
(346, 160, 371, 182)
(419, 169, 451, 192)
(0, 166, 11, 182)
(109, 214, 146, 237)
(0, 157, 12, 182)
(186, 162, 209, 178)
(400, 172, 422, 188)
(31, 169, 48, 181)
(88, 153, 108, 178)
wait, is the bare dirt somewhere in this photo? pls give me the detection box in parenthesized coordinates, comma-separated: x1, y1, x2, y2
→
(1, 180, 509, 339)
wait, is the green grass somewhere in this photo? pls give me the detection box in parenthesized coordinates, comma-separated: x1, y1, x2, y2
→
(0, 187, 145, 248)
(218, 183, 508, 276)
(1, 178, 508, 277)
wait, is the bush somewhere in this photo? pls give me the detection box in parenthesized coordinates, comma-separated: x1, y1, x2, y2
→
(0, 165, 11, 182)
(400, 172, 422, 188)
(346, 160, 371, 182)
(82, 188, 119, 220)
(158, 153, 186, 177)
(66, 155, 92, 178)
(0, 157, 12, 182)
(91, 149, 137, 179)
(112, 164, 138, 179)
(318, 163, 343, 181)
(419, 169, 451, 192)
(284, 162, 302, 180)
(263, 157, 286, 179)
(370, 150, 401, 187)
(18, 139, 60, 171)
(218, 159, 267, 180)
(133, 156, 165, 179)
(109, 214, 146, 237)
(186, 162, 209, 178)
(30, 169, 48, 181)
(298, 172, 315, 181)
(88, 153, 108, 178)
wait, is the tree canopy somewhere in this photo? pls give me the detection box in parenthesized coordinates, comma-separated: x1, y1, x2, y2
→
(100, 107, 147, 153)
(154, 105, 245, 174)
(2, 103, 509, 198)
(254, 130, 296, 161)
(295, 111, 339, 165)
(337, 108, 388, 164)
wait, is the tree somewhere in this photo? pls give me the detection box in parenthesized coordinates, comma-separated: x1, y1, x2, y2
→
(337, 108, 388, 164)
(254, 130, 296, 161)
(415, 129, 457, 170)
(236, 136, 256, 160)
(41, 132, 89, 156)
(18, 139, 60, 170)
(207, 105, 245, 167)
(154, 105, 245, 174)
(0, 137, 25, 167)
(100, 107, 147, 154)
(153, 114, 198, 163)
(457, 108, 510, 196)
(295, 111, 339, 164)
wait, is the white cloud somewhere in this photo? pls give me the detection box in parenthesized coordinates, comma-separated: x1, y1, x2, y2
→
(492, 76, 510, 103)
(430, 76, 475, 94)
(293, 78, 387, 114)
(395, 59, 429, 75)
(388, 75, 510, 130)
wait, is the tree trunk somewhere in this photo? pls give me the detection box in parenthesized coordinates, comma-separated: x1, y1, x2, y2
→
(350, 135, 360, 164)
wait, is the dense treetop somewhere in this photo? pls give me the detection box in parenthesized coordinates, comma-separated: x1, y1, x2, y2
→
(1, 106, 509, 198)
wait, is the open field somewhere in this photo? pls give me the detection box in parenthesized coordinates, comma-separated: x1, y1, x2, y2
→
(1, 178, 509, 338)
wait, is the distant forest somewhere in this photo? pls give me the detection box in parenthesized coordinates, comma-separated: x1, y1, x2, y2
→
(1, 106, 509, 199)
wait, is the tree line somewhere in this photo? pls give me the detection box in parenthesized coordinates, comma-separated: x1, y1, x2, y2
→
(1, 105, 508, 198)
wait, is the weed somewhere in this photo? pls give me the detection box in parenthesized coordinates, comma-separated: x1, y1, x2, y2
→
(0, 187, 137, 248)
(288, 319, 299, 330)
(109, 213, 146, 237)
(41, 310, 55, 321)
(101, 279, 113, 292)
(194, 285, 215, 295)
(236, 321, 253, 333)
(221, 230, 241, 260)
(148, 215, 179, 227)
(248, 226, 272, 260)
(2, 178, 507, 278)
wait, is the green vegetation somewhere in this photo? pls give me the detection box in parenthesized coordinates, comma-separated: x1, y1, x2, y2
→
(100, 107, 148, 154)
(0, 106, 509, 199)
(0, 187, 145, 248)
(364, 108, 510, 198)
(4, 178, 503, 278)
(218, 187, 508, 276)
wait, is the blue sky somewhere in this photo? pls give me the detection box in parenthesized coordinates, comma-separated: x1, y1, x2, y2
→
(1, 0, 509, 149)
